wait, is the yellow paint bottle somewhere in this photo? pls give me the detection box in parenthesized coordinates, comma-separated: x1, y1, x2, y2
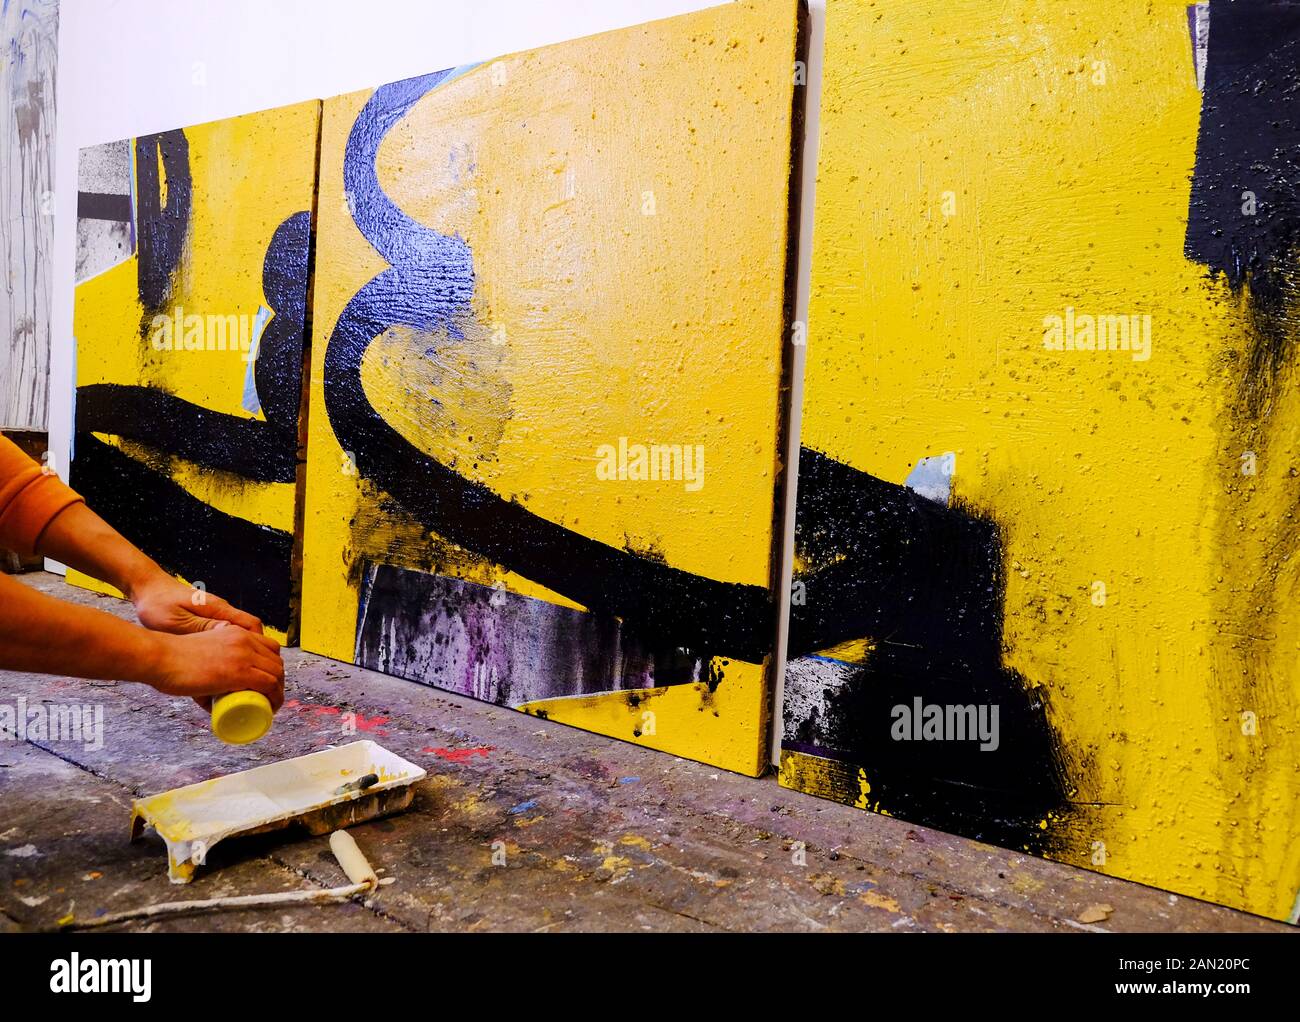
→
(210, 691, 274, 745)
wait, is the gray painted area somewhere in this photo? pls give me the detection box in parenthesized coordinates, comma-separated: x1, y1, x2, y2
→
(1, 0, 59, 429)
(355, 563, 701, 707)
(1189, 2, 1210, 93)
(781, 653, 855, 744)
(75, 138, 134, 283)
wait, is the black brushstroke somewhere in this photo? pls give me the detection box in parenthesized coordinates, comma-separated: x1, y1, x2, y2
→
(74, 384, 296, 483)
(326, 291, 776, 663)
(134, 130, 192, 313)
(71, 203, 313, 633)
(1185, 0, 1300, 417)
(70, 433, 292, 631)
(254, 211, 312, 432)
(786, 448, 1068, 851)
(75, 209, 313, 483)
(77, 191, 132, 222)
(789, 449, 1005, 658)
(324, 74, 776, 665)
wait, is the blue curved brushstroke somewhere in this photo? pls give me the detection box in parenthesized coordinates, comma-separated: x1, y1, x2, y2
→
(344, 70, 476, 297)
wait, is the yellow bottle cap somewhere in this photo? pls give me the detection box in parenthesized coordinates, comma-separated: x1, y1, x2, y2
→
(211, 691, 274, 745)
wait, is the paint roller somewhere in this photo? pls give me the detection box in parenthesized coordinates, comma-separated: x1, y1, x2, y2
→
(329, 830, 379, 888)
(60, 830, 389, 930)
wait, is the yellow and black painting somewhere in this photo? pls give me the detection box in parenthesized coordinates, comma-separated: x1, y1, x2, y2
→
(300, 0, 803, 775)
(70, 101, 321, 644)
(782, 0, 1300, 921)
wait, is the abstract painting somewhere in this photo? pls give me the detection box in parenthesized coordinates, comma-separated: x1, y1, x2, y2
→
(69, 101, 321, 643)
(782, 0, 1300, 920)
(1, 0, 58, 429)
(301, 0, 803, 775)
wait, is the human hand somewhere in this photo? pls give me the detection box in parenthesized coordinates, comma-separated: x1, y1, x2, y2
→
(146, 623, 284, 711)
(131, 570, 264, 636)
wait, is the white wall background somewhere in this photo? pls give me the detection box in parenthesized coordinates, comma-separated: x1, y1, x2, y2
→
(49, 0, 825, 765)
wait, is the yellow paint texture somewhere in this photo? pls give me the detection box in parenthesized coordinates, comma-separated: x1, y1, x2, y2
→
(301, 0, 801, 775)
(515, 672, 767, 770)
(793, 0, 1300, 919)
(69, 101, 320, 645)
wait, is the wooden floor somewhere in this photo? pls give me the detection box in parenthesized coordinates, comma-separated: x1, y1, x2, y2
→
(0, 572, 1289, 933)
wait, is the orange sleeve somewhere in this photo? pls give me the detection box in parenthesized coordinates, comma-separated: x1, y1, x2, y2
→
(0, 435, 84, 558)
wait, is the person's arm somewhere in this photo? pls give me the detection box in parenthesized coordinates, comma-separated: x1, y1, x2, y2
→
(0, 435, 260, 635)
(0, 572, 284, 709)
(0, 435, 283, 709)
(36, 502, 264, 635)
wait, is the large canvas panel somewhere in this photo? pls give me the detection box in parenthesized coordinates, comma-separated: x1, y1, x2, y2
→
(783, 0, 1300, 921)
(302, 0, 802, 775)
(68, 101, 321, 643)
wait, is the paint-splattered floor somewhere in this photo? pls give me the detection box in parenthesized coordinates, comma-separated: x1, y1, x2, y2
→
(0, 573, 1288, 933)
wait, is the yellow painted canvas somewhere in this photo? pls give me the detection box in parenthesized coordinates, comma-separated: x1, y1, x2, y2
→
(69, 101, 321, 644)
(300, 0, 803, 775)
(782, 0, 1300, 921)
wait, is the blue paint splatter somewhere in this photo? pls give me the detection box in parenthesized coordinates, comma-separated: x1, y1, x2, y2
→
(904, 453, 955, 505)
(241, 304, 272, 415)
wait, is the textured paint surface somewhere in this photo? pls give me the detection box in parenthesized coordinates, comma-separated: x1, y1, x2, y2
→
(68, 102, 321, 642)
(784, 0, 1300, 920)
(1, 0, 58, 428)
(301, 0, 801, 775)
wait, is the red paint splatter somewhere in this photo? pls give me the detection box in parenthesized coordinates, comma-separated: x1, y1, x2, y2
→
(423, 746, 493, 763)
(354, 714, 389, 735)
(279, 700, 390, 737)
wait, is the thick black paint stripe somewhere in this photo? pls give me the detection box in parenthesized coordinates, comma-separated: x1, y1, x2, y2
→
(783, 737, 1055, 802)
(135, 130, 192, 313)
(324, 278, 777, 664)
(1183, 0, 1300, 419)
(77, 191, 132, 222)
(253, 211, 312, 432)
(785, 446, 1070, 844)
(70, 432, 291, 632)
(789, 446, 1006, 658)
(783, 649, 1062, 799)
(781, 739, 1061, 853)
(75, 384, 297, 484)
(781, 648, 1069, 848)
(1184, 0, 1300, 283)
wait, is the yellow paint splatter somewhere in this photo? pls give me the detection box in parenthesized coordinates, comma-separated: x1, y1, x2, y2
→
(853, 767, 872, 810)
(859, 889, 901, 913)
(600, 856, 634, 882)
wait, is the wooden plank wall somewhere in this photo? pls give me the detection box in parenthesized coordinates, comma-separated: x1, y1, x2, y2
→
(1, 0, 59, 429)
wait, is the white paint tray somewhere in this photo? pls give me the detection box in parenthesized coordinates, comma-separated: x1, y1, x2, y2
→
(129, 740, 426, 883)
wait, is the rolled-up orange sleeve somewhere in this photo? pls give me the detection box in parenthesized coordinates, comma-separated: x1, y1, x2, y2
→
(0, 436, 84, 558)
